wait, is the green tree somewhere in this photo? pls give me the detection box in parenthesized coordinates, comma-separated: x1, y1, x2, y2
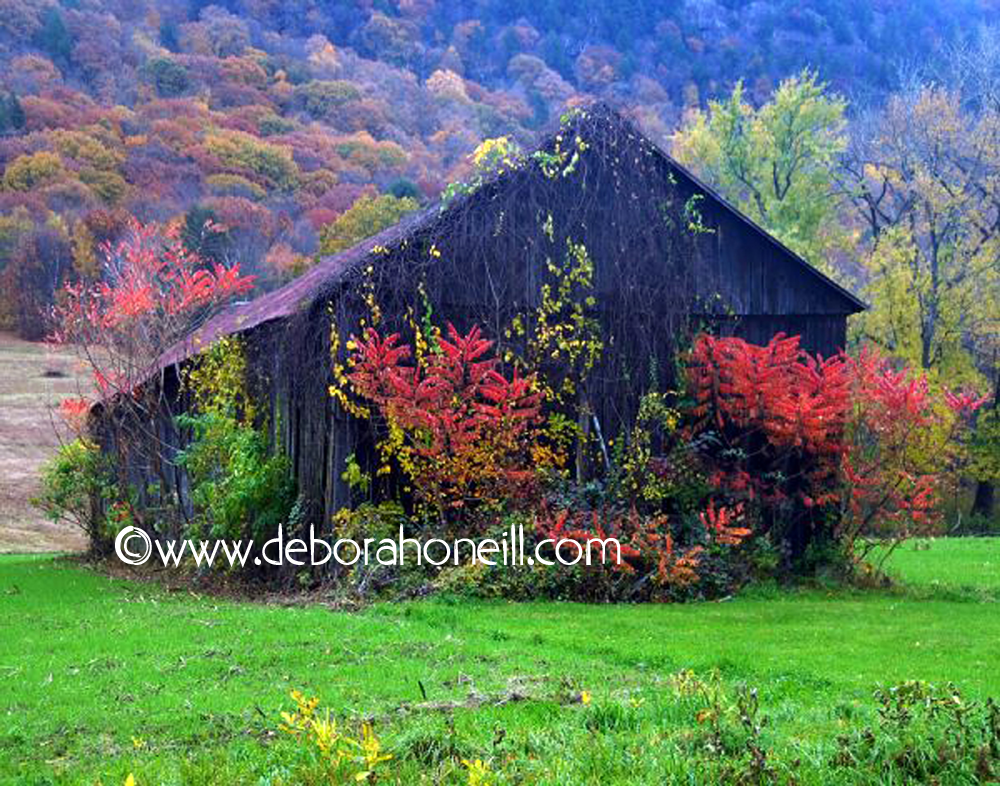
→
(844, 86, 999, 379)
(8, 93, 25, 132)
(33, 7, 73, 66)
(672, 70, 848, 273)
(843, 84, 1000, 518)
(319, 193, 418, 255)
(145, 57, 190, 98)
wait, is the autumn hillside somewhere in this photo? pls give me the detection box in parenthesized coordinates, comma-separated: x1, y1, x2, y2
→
(0, 0, 990, 338)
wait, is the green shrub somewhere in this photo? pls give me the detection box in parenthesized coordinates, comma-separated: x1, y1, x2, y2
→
(833, 681, 1000, 782)
(177, 413, 294, 541)
(33, 438, 114, 548)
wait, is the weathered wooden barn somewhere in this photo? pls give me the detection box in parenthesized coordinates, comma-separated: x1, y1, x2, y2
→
(146, 105, 864, 526)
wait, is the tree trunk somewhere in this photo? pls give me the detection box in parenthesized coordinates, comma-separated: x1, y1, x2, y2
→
(971, 481, 995, 519)
(971, 372, 999, 521)
(575, 397, 591, 483)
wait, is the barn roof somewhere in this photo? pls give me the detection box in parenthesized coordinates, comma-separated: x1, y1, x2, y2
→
(161, 105, 863, 369)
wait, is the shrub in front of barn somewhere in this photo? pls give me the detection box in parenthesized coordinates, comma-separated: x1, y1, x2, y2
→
(323, 313, 981, 602)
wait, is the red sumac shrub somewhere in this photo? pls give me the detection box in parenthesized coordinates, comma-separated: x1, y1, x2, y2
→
(346, 323, 542, 516)
(687, 333, 984, 563)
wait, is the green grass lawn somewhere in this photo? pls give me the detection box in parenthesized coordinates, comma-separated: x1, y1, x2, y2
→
(879, 536, 1000, 592)
(2, 542, 999, 784)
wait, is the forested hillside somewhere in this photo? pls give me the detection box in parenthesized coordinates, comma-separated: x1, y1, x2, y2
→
(0, 0, 992, 337)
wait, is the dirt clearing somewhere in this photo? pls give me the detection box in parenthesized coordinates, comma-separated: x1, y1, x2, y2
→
(0, 333, 88, 552)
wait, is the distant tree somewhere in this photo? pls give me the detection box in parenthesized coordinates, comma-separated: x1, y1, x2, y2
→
(3, 151, 65, 191)
(672, 70, 848, 274)
(70, 220, 99, 280)
(204, 196, 279, 275)
(842, 84, 1000, 518)
(0, 207, 35, 332)
(201, 5, 250, 57)
(33, 7, 73, 67)
(318, 193, 418, 255)
(387, 177, 420, 200)
(159, 19, 180, 53)
(145, 57, 190, 98)
(541, 33, 573, 81)
(1, 216, 72, 339)
(294, 80, 361, 118)
(0, 92, 25, 135)
(526, 89, 549, 129)
(8, 93, 25, 131)
(182, 206, 232, 263)
(80, 168, 128, 205)
(202, 129, 299, 191)
(842, 85, 999, 381)
(84, 208, 131, 246)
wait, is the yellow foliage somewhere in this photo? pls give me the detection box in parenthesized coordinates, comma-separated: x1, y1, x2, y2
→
(71, 221, 99, 280)
(329, 317, 370, 420)
(318, 193, 418, 255)
(279, 690, 392, 782)
(183, 337, 257, 424)
(203, 129, 299, 191)
(471, 136, 522, 174)
(3, 151, 65, 191)
(529, 238, 603, 403)
(462, 758, 494, 786)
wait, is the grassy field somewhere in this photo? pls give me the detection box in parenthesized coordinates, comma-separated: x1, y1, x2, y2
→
(0, 334, 88, 553)
(879, 537, 1000, 592)
(2, 540, 1000, 785)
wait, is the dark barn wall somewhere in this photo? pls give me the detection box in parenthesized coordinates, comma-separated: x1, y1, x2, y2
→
(710, 314, 848, 357)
